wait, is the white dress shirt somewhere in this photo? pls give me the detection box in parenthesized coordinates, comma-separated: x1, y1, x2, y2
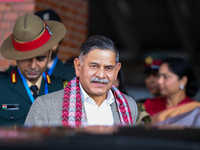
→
(79, 83, 114, 126)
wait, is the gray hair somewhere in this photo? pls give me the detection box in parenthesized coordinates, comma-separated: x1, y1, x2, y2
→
(79, 35, 119, 65)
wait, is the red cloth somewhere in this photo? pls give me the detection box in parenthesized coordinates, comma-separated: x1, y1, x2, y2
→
(12, 22, 51, 51)
(144, 96, 194, 116)
(61, 77, 133, 127)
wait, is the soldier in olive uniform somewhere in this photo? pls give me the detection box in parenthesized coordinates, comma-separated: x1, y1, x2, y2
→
(141, 52, 169, 102)
(35, 9, 75, 86)
(0, 13, 67, 126)
(136, 52, 169, 125)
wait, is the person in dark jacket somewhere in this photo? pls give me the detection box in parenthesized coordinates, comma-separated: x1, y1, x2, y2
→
(35, 9, 75, 85)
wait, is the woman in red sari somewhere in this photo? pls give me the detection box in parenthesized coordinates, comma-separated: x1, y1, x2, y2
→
(144, 57, 200, 127)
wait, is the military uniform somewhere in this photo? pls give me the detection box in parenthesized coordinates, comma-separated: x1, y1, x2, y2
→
(136, 52, 169, 125)
(0, 67, 63, 126)
(0, 11, 67, 127)
(34, 9, 76, 85)
(47, 59, 75, 84)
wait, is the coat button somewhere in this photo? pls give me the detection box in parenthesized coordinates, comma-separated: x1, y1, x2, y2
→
(10, 116, 14, 120)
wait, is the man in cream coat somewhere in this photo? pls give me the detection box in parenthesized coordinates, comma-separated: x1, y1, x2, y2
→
(25, 35, 138, 127)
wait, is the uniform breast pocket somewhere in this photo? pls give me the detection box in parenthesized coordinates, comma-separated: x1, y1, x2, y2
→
(0, 104, 26, 123)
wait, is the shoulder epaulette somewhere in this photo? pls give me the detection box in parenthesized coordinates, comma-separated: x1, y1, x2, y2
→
(45, 72, 51, 84)
(11, 70, 17, 83)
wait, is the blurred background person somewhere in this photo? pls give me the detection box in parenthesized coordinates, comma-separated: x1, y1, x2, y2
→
(139, 52, 168, 103)
(35, 9, 75, 86)
(66, 56, 76, 68)
(136, 52, 168, 125)
(113, 69, 127, 95)
(144, 56, 161, 98)
(144, 57, 200, 127)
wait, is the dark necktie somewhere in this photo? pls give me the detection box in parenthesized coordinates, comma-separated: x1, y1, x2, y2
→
(30, 85, 38, 99)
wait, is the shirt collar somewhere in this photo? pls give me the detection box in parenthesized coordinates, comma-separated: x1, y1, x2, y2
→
(79, 82, 114, 106)
(26, 75, 42, 90)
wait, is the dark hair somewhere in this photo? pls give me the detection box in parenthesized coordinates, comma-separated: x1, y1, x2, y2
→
(162, 57, 198, 97)
(34, 9, 62, 22)
(79, 35, 119, 64)
(117, 69, 127, 94)
(144, 67, 159, 75)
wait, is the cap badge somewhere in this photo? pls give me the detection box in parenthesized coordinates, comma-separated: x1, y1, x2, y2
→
(145, 56, 153, 65)
(43, 13, 50, 20)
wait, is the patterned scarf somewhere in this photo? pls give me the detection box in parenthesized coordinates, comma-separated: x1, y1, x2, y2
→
(61, 77, 133, 127)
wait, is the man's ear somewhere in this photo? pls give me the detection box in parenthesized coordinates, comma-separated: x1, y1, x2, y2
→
(115, 63, 121, 80)
(74, 58, 81, 77)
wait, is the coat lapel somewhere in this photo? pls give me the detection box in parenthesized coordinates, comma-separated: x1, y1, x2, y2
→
(12, 70, 31, 103)
(111, 101, 120, 124)
(38, 78, 45, 96)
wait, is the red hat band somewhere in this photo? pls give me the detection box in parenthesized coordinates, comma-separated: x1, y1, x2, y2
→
(12, 22, 52, 52)
(144, 56, 162, 67)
